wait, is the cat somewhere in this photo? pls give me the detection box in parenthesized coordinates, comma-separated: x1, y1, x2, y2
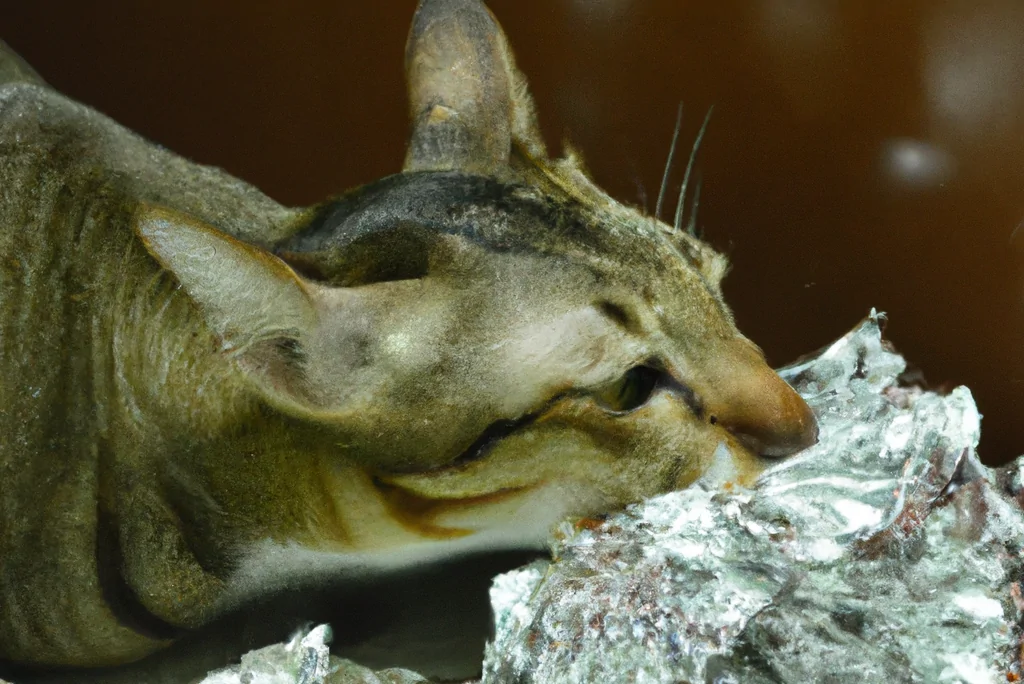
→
(0, 0, 816, 672)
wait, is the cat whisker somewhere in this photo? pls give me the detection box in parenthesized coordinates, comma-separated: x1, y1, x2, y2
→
(655, 102, 684, 221)
(686, 171, 703, 237)
(674, 106, 714, 233)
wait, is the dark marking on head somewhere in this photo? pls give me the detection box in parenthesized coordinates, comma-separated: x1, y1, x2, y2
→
(597, 301, 641, 334)
(274, 171, 623, 284)
(662, 371, 706, 420)
(279, 223, 433, 287)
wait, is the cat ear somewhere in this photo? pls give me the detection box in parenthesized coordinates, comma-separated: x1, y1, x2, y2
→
(134, 203, 317, 354)
(403, 0, 547, 175)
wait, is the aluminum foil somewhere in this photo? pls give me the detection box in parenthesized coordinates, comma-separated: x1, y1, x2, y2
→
(482, 313, 1024, 683)
(200, 625, 332, 684)
(200, 625, 428, 684)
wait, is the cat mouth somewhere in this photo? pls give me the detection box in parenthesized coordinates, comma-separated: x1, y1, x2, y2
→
(372, 476, 529, 504)
(448, 413, 540, 468)
(371, 476, 534, 538)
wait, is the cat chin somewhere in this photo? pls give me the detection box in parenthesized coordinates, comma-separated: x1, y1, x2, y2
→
(216, 482, 591, 614)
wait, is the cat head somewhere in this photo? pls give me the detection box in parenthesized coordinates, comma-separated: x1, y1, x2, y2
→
(137, 0, 816, 549)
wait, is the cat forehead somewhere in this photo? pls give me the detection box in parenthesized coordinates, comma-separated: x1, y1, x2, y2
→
(283, 170, 585, 254)
(278, 168, 728, 290)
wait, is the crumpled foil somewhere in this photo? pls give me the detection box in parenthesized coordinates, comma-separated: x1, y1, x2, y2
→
(201, 625, 333, 684)
(482, 312, 1024, 683)
(199, 625, 428, 684)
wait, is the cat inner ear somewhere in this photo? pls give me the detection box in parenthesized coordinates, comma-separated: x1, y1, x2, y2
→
(403, 0, 547, 175)
(135, 203, 320, 404)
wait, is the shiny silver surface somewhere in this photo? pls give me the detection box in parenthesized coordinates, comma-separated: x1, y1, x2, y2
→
(484, 313, 1024, 683)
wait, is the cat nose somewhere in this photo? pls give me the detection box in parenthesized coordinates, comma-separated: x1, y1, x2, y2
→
(715, 372, 818, 458)
(700, 342, 819, 458)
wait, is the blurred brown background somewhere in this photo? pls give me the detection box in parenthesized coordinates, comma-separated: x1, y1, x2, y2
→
(5, 0, 1023, 465)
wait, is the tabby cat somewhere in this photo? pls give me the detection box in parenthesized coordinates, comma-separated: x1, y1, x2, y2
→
(0, 0, 816, 672)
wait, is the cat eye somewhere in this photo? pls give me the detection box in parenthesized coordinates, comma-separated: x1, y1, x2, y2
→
(595, 366, 663, 413)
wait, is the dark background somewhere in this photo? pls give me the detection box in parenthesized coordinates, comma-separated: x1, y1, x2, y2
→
(6, 0, 1023, 466)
